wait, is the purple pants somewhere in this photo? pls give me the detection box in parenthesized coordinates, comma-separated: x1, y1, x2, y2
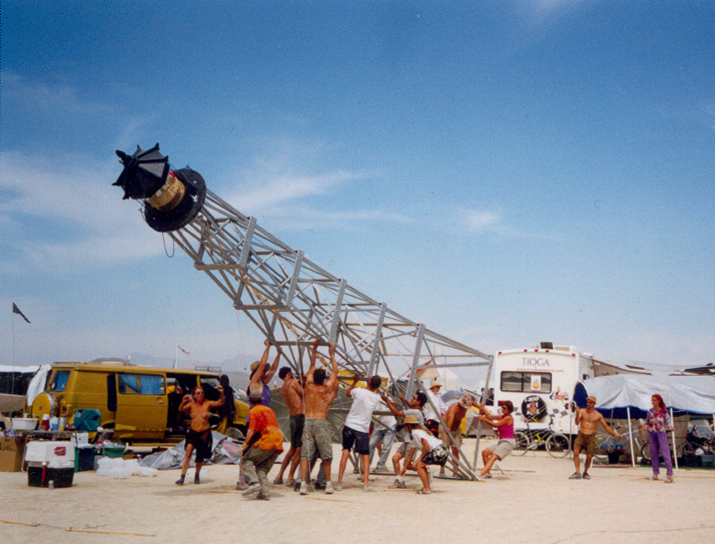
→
(648, 431, 673, 476)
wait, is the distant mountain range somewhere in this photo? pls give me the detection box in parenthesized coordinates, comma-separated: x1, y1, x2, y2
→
(92, 351, 262, 391)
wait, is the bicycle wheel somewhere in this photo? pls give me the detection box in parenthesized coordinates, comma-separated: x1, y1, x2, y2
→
(640, 442, 652, 462)
(512, 431, 530, 456)
(546, 433, 571, 458)
(594, 435, 609, 461)
(680, 442, 697, 458)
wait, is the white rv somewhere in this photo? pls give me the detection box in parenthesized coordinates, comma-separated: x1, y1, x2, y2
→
(491, 343, 636, 434)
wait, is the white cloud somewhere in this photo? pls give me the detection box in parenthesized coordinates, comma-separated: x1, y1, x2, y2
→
(0, 150, 165, 273)
(231, 170, 361, 212)
(1, 71, 113, 116)
(465, 210, 502, 232)
(219, 140, 413, 231)
(461, 207, 561, 241)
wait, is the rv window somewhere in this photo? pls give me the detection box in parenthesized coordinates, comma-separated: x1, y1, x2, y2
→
(49, 370, 70, 392)
(500, 371, 552, 393)
(501, 372, 523, 392)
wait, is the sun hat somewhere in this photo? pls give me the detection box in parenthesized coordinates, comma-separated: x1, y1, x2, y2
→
(458, 395, 472, 409)
(403, 414, 420, 425)
(586, 395, 597, 404)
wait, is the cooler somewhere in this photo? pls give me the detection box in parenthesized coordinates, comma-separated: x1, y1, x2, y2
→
(28, 465, 75, 488)
(25, 441, 76, 467)
(26, 440, 76, 487)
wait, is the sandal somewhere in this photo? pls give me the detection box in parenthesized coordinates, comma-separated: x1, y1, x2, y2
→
(416, 488, 431, 495)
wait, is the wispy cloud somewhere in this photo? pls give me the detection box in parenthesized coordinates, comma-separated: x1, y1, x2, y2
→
(461, 208, 560, 240)
(521, 0, 594, 26)
(221, 140, 413, 231)
(233, 170, 362, 211)
(1, 71, 113, 116)
(0, 151, 164, 274)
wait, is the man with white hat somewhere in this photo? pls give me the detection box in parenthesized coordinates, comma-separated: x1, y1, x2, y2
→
(423, 381, 447, 436)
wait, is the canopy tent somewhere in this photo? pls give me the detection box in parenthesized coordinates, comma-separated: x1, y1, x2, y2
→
(574, 374, 715, 469)
(574, 374, 715, 419)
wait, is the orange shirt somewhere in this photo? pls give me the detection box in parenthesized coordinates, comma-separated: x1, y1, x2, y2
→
(247, 405, 284, 452)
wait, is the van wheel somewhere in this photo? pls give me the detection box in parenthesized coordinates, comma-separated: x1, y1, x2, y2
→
(228, 428, 244, 442)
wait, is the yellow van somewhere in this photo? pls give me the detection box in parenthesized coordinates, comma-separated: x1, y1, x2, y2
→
(29, 362, 248, 443)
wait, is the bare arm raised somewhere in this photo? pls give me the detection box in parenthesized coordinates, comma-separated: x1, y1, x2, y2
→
(207, 385, 225, 409)
(249, 341, 272, 394)
(305, 339, 320, 386)
(325, 342, 339, 393)
(345, 373, 359, 398)
(262, 343, 282, 384)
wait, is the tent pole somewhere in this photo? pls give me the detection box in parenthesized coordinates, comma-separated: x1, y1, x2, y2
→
(473, 358, 494, 470)
(626, 407, 635, 469)
(670, 407, 678, 471)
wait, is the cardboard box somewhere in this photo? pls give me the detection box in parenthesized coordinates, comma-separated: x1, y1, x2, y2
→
(0, 436, 28, 451)
(0, 449, 23, 472)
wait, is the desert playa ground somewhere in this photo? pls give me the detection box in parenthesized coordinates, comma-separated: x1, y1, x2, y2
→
(1, 438, 713, 544)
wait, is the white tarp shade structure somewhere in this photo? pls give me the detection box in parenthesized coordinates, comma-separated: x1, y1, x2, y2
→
(575, 374, 715, 469)
(575, 374, 715, 417)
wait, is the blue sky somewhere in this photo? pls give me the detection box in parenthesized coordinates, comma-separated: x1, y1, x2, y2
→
(1, 1, 714, 381)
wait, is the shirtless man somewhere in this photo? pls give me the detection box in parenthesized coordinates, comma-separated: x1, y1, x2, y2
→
(299, 339, 339, 495)
(570, 395, 622, 480)
(176, 385, 224, 485)
(273, 366, 304, 486)
(438, 395, 477, 477)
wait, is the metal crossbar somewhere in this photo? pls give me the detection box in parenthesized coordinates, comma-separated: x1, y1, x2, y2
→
(167, 189, 491, 387)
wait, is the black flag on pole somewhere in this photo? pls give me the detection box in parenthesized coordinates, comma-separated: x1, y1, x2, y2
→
(12, 303, 31, 323)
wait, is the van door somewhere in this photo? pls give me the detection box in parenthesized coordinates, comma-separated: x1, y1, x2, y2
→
(113, 373, 168, 440)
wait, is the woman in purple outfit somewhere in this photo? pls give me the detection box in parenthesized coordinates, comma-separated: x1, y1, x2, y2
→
(642, 394, 675, 483)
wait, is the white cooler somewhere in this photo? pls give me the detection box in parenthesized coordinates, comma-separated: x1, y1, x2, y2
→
(25, 441, 76, 468)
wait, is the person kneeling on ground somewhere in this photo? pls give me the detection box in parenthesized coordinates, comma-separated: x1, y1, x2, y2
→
(400, 414, 449, 495)
(238, 389, 284, 500)
(476, 400, 515, 478)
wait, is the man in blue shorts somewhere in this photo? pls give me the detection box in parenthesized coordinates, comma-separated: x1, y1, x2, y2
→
(336, 374, 382, 491)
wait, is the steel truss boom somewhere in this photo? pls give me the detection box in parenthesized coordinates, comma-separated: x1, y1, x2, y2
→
(114, 144, 494, 480)
(168, 190, 491, 391)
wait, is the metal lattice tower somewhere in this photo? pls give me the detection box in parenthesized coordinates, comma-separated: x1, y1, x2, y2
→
(113, 144, 492, 395)
(170, 189, 492, 393)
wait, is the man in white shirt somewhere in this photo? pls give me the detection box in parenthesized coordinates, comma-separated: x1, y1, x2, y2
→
(336, 375, 382, 491)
